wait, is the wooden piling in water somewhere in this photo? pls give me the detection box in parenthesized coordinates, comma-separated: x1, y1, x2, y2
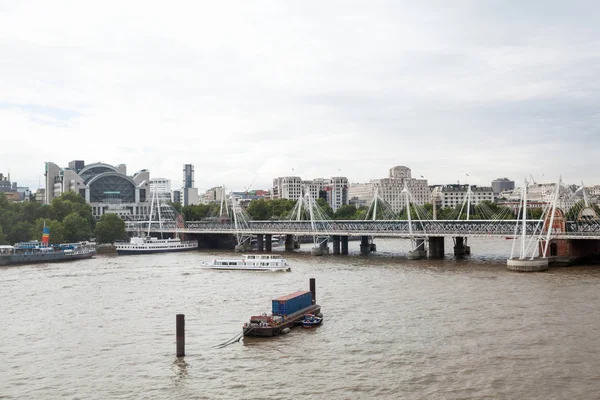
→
(310, 278, 316, 304)
(176, 314, 185, 357)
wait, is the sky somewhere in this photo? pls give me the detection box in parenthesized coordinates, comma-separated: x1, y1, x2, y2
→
(1, 0, 599, 192)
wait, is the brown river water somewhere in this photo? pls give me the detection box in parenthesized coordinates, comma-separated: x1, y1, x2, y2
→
(1, 237, 600, 399)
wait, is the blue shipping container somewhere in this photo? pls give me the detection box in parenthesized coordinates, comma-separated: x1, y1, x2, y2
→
(271, 291, 313, 315)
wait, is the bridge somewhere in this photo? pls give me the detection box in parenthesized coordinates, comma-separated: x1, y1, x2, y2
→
(126, 179, 600, 271)
(126, 219, 600, 240)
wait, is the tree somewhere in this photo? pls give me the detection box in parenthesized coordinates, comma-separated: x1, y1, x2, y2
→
(170, 201, 182, 214)
(247, 199, 270, 220)
(316, 198, 334, 218)
(335, 204, 359, 220)
(7, 221, 34, 244)
(62, 212, 93, 242)
(50, 192, 94, 228)
(95, 214, 127, 244)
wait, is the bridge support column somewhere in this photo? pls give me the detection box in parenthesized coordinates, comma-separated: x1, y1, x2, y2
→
(407, 238, 426, 260)
(415, 238, 427, 258)
(256, 234, 264, 252)
(320, 238, 330, 255)
(332, 236, 341, 255)
(285, 234, 295, 251)
(453, 237, 470, 257)
(360, 236, 371, 255)
(428, 237, 445, 259)
(341, 236, 349, 255)
(265, 234, 272, 252)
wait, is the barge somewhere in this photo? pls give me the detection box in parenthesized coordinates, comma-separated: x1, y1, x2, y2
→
(243, 284, 323, 337)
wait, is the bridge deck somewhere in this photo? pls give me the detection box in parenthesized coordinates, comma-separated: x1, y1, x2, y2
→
(125, 220, 600, 240)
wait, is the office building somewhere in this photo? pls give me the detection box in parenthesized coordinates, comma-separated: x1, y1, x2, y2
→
(491, 178, 515, 195)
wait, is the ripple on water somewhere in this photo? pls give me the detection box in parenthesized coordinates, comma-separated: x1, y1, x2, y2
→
(1, 239, 600, 399)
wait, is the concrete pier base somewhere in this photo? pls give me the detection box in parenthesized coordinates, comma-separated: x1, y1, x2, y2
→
(311, 247, 324, 256)
(234, 244, 245, 252)
(341, 236, 349, 255)
(407, 250, 422, 260)
(507, 258, 549, 272)
(414, 238, 427, 258)
(332, 236, 341, 255)
(454, 237, 468, 257)
(285, 234, 295, 251)
(360, 236, 372, 255)
(428, 237, 445, 259)
(256, 234, 264, 252)
(319, 239, 330, 255)
(265, 234, 272, 252)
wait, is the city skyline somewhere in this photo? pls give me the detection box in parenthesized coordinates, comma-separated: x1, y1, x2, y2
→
(1, 1, 599, 191)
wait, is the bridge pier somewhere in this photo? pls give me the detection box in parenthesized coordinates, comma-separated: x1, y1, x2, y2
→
(360, 236, 371, 255)
(408, 238, 426, 259)
(332, 235, 341, 255)
(320, 239, 330, 255)
(256, 234, 264, 252)
(265, 234, 272, 252)
(453, 237, 470, 257)
(428, 237, 445, 259)
(341, 236, 349, 255)
(285, 234, 295, 251)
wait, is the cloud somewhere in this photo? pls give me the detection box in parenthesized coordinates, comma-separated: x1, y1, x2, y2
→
(0, 0, 599, 192)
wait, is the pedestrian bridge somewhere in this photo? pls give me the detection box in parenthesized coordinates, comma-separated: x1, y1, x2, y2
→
(125, 219, 600, 240)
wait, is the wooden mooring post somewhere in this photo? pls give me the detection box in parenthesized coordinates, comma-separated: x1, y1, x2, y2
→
(310, 278, 316, 304)
(176, 314, 185, 357)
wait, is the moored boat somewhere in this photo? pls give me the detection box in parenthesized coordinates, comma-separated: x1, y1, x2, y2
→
(0, 241, 96, 267)
(199, 254, 291, 271)
(0, 224, 96, 267)
(243, 288, 322, 337)
(302, 314, 323, 328)
(114, 236, 198, 255)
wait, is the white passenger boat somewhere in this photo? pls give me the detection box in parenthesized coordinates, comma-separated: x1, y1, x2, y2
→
(114, 236, 198, 255)
(114, 189, 198, 255)
(199, 254, 291, 271)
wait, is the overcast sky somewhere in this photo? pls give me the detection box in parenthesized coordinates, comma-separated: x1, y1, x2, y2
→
(1, 1, 598, 192)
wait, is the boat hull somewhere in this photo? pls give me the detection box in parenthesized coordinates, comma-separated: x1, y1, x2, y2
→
(198, 265, 290, 272)
(116, 246, 198, 255)
(0, 250, 96, 267)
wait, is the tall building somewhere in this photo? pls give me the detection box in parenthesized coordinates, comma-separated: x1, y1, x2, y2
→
(183, 164, 194, 189)
(181, 164, 199, 206)
(272, 176, 303, 200)
(43, 160, 152, 220)
(491, 178, 515, 195)
(323, 177, 348, 211)
(348, 165, 430, 212)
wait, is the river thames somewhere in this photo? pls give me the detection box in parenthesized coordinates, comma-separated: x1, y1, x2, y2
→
(1, 237, 600, 399)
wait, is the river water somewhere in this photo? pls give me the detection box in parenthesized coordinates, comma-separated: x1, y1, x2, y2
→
(1, 237, 600, 399)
